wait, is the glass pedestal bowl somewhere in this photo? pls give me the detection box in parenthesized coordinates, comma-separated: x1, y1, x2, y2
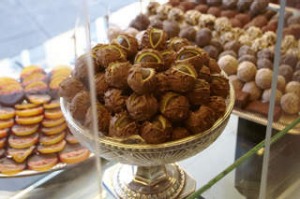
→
(60, 86, 234, 199)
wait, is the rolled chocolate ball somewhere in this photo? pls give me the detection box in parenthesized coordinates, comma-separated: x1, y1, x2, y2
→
(187, 79, 210, 105)
(203, 45, 219, 60)
(85, 103, 110, 135)
(280, 93, 300, 114)
(287, 15, 300, 26)
(222, 0, 238, 9)
(237, 61, 257, 82)
(185, 10, 201, 26)
(166, 63, 197, 93)
(238, 55, 257, 65)
(185, 105, 216, 134)
(257, 58, 273, 69)
(126, 93, 158, 121)
(219, 50, 237, 59)
(141, 27, 168, 50)
(167, 37, 191, 52)
(160, 92, 190, 122)
(293, 70, 300, 82)
(245, 15, 268, 29)
(168, 7, 184, 22)
(104, 89, 127, 113)
(229, 75, 244, 91)
(129, 14, 150, 31)
(123, 27, 139, 38)
(140, 115, 172, 144)
(179, 26, 196, 41)
(195, 28, 212, 47)
(109, 111, 138, 138)
(211, 75, 230, 98)
(221, 10, 237, 18)
(277, 75, 286, 93)
(163, 20, 180, 38)
(296, 62, 300, 71)
(58, 77, 85, 102)
(230, 18, 243, 28)
(285, 81, 300, 97)
(207, 96, 226, 119)
(210, 39, 223, 54)
(155, 72, 170, 95)
(95, 44, 126, 68)
(207, 7, 221, 17)
(257, 48, 274, 61)
(161, 50, 177, 70)
(235, 13, 251, 26)
(171, 127, 191, 141)
(70, 90, 90, 124)
(178, 2, 197, 12)
(194, 4, 209, 13)
(95, 73, 109, 99)
(250, 0, 269, 17)
(279, 64, 294, 83)
(218, 55, 238, 76)
(237, 0, 252, 12)
(255, 68, 273, 89)
(238, 45, 255, 57)
(149, 16, 163, 29)
(242, 81, 262, 101)
(105, 61, 131, 89)
(281, 53, 298, 69)
(112, 34, 138, 58)
(134, 48, 164, 71)
(207, 0, 222, 6)
(127, 66, 157, 94)
(224, 41, 241, 54)
(262, 89, 282, 104)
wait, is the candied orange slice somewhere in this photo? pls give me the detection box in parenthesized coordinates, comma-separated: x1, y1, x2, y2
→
(15, 115, 43, 125)
(8, 133, 39, 149)
(0, 119, 14, 129)
(28, 154, 58, 172)
(7, 146, 35, 163)
(0, 107, 15, 120)
(22, 73, 47, 86)
(65, 132, 79, 144)
(37, 140, 66, 154)
(44, 108, 63, 120)
(40, 131, 66, 146)
(27, 94, 51, 105)
(11, 124, 39, 136)
(24, 81, 48, 94)
(15, 106, 43, 117)
(0, 77, 20, 88)
(59, 144, 90, 164)
(0, 128, 9, 139)
(15, 102, 39, 110)
(42, 117, 65, 128)
(0, 158, 26, 175)
(0, 137, 6, 149)
(43, 99, 60, 110)
(20, 65, 43, 79)
(42, 123, 67, 135)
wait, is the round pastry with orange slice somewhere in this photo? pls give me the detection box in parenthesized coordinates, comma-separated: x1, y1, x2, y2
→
(0, 128, 9, 139)
(43, 99, 60, 110)
(15, 114, 44, 125)
(40, 131, 66, 146)
(42, 123, 67, 135)
(0, 158, 26, 175)
(27, 154, 58, 172)
(0, 118, 14, 129)
(15, 106, 43, 117)
(59, 143, 90, 164)
(0, 107, 15, 120)
(20, 65, 44, 80)
(42, 117, 65, 128)
(11, 124, 39, 136)
(7, 146, 35, 163)
(37, 140, 66, 154)
(27, 94, 51, 105)
(8, 133, 39, 149)
(44, 108, 63, 120)
(0, 137, 7, 149)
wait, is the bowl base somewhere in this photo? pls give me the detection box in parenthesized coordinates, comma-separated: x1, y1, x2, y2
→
(103, 163, 196, 199)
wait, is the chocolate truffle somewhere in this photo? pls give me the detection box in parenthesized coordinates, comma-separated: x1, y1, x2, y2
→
(95, 73, 109, 99)
(218, 55, 238, 76)
(242, 81, 262, 101)
(198, 65, 211, 82)
(255, 68, 273, 89)
(95, 44, 126, 68)
(257, 58, 273, 69)
(210, 39, 223, 54)
(140, 115, 172, 144)
(161, 50, 177, 70)
(237, 61, 257, 82)
(171, 127, 191, 141)
(262, 89, 282, 104)
(179, 26, 196, 41)
(155, 72, 170, 95)
(160, 92, 190, 122)
(134, 48, 164, 71)
(178, 2, 197, 12)
(211, 75, 230, 98)
(70, 90, 90, 124)
(203, 45, 219, 60)
(293, 70, 300, 82)
(149, 16, 163, 29)
(238, 55, 257, 65)
(281, 54, 298, 69)
(280, 93, 300, 114)
(207, 96, 226, 119)
(285, 81, 300, 97)
(238, 45, 255, 57)
(105, 61, 131, 89)
(187, 79, 210, 105)
(185, 105, 216, 134)
(168, 7, 184, 22)
(126, 93, 158, 121)
(207, 0, 222, 6)
(296, 62, 300, 71)
(85, 103, 110, 135)
(245, 15, 268, 29)
(219, 50, 237, 59)
(104, 89, 127, 113)
(237, 0, 252, 12)
(130, 14, 150, 31)
(230, 18, 243, 28)
(257, 48, 274, 61)
(112, 34, 138, 58)
(208, 58, 222, 74)
(277, 75, 286, 93)
(109, 111, 138, 138)
(229, 75, 244, 91)
(163, 20, 180, 38)
(221, 10, 237, 18)
(127, 66, 157, 94)
(141, 27, 168, 50)
(224, 41, 241, 54)
(58, 77, 85, 102)
(207, 7, 221, 17)
(194, 4, 209, 13)
(195, 28, 212, 47)
(223, 0, 238, 9)
(250, 0, 269, 17)
(167, 37, 191, 52)
(279, 64, 294, 83)
(235, 13, 251, 26)
(167, 63, 197, 93)
(185, 10, 201, 26)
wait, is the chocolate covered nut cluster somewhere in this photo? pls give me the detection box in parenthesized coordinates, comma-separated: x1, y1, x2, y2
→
(60, 27, 229, 144)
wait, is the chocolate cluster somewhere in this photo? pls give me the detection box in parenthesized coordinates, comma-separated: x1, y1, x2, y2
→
(60, 27, 229, 144)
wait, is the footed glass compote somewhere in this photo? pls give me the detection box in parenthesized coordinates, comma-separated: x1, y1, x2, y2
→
(61, 86, 234, 199)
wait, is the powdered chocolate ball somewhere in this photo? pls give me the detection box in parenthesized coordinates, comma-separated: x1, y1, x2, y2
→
(163, 20, 180, 38)
(207, 7, 221, 17)
(238, 45, 255, 57)
(277, 75, 286, 93)
(235, 13, 251, 26)
(255, 68, 273, 89)
(130, 14, 150, 31)
(242, 81, 262, 101)
(218, 55, 238, 75)
(219, 50, 237, 59)
(257, 58, 273, 69)
(257, 48, 274, 61)
(221, 10, 237, 18)
(237, 0, 252, 12)
(223, 0, 238, 9)
(224, 41, 241, 54)
(179, 26, 196, 41)
(279, 64, 294, 82)
(195, 28, 212, 47)
(293, 70, 300, 82)
(230, 18, 243, 28)
(281, 54, 298, 69)
(280, 93, 300, 114)
(238, 55, 257, 64)
(237, 61, 257, 82)
(207, 0, 222, 6)
(262, 89, 282, 104)
(229, 75, 244, 91)
(203, 45, 219, 60)
(285, 81, 300, 97)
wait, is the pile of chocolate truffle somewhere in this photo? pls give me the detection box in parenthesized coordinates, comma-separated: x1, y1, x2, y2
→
(59, 27, 230, 144)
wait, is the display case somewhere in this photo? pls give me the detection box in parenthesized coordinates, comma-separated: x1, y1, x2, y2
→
(0, 0, 299, 199)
